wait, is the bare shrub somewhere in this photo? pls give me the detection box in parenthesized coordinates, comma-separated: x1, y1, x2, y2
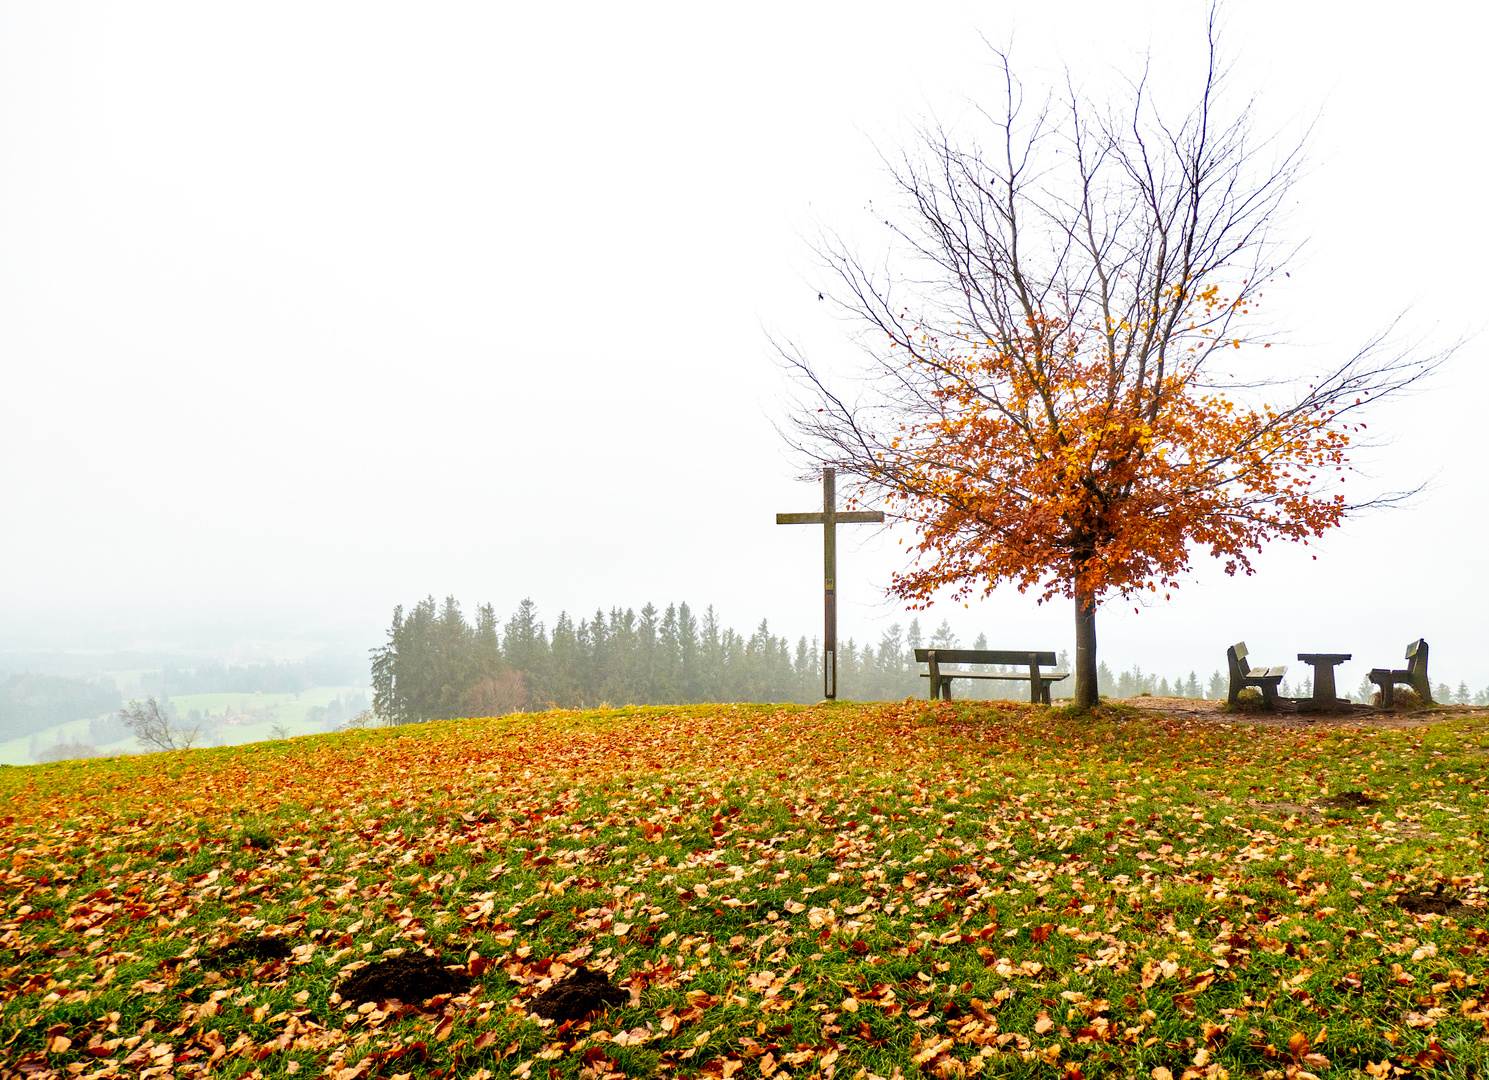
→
(1372, 687, 1424, 710)
(36, 741, 103, 763)
(120, 697, 201, 751)
(461, 670, 528, 717)
(1225, 687, 1267, 714)
(336, 709, 386, 732)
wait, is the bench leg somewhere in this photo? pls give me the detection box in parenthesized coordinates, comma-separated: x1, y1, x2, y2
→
(1227, 681, 1241, 707)
(1379, 682, 1394, 709)
(940, 679, 953, 702)
(1414, 675, 1433, 703)
(1261, 683, 1279, 710)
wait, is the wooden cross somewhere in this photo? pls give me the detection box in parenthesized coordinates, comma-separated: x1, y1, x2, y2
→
(776, 468, 884, 699)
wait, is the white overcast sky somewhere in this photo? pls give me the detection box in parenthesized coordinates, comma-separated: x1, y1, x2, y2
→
(1, 2, 1484, 691)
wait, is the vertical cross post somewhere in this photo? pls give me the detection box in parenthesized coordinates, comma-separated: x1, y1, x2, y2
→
(776, 468, 884, 700)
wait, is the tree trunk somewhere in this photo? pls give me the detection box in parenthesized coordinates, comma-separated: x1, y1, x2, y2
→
(1073, 585, 1099, 709)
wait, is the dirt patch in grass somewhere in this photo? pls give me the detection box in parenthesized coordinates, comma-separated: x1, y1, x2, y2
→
(203, 935, 293, 966)
(1248, 800, 1324, 823)
(1394, 886, 1476, 920)
(1121, 696, 1482, 731)
(336, 954, 474, 1005)
(1319, 790, 1379, 810)
(530, 965, 629, 1023)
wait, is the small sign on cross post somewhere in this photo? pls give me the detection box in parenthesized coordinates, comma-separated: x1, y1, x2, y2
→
(776, 468, 884, 700)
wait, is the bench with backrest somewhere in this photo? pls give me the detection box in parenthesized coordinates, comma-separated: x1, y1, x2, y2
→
(915, 648, 1068, 705)
(1226, 641, 1287, 708)
(1368, 638, 1431, 708)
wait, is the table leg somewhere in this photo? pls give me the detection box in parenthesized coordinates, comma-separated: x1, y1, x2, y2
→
(1314, 663, 1337, 704)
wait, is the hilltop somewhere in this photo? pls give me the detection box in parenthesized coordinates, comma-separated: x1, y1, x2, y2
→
(1, 701, 1486, 1078)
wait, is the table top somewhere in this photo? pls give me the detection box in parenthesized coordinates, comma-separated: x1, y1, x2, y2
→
(1298, 653, 1352, 664)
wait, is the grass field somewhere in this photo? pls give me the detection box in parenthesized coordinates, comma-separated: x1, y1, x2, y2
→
(1, 700, 1486, 1079)
(166, 687, 367, 737)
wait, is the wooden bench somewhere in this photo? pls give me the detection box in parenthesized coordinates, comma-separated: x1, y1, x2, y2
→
(1226, 642, 1287, 708)
(915, 648, 1068, 705)
(1368, 638, 1432, 708)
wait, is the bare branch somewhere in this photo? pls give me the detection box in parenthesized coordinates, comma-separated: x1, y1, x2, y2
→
(120, 697, 201, 752)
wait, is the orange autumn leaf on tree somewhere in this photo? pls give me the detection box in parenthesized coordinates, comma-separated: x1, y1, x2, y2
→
(883, 306, 1352, 608)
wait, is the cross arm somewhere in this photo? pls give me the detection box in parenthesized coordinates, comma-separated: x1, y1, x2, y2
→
(776, 511, 885, 524)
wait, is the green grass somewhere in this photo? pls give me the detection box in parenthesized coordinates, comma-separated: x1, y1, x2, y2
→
(0, 701, 1485, 1078)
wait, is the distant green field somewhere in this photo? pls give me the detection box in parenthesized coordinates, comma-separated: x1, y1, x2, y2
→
(169, 685, 361, 724)
(0, 685, 366, 766)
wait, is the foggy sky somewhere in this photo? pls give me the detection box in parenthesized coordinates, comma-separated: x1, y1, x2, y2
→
(1, 2, 1484, 693)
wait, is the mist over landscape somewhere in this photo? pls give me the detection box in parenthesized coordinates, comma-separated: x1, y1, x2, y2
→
(5, 5, 1489, 1078)
(3, 1, 1486, 741)
(1, 6, 1484, 654)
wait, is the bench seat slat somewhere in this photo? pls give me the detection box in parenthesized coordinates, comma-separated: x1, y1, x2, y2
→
(920, 672, 1069, 681)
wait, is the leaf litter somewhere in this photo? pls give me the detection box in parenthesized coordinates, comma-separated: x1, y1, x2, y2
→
(1, 699, 1487, 1078)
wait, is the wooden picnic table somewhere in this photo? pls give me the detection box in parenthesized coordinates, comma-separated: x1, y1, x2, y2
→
(1297, 652, 1351, 709)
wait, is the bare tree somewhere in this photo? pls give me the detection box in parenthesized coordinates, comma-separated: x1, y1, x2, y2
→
(781, 14, 1448, 708)
(461, 670, 529, 717)
(120, 697, 201, 751)
(37, 742, 102, 763)
(336, 709, 386, 732)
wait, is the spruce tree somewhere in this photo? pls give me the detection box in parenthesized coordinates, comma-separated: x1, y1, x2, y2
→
(1097, 662, 1116, 698)
(678, 603, 699, 702)
(503, 599, 546, 676)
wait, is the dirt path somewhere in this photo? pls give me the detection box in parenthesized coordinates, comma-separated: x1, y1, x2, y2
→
(1115, 695, 1489, 731)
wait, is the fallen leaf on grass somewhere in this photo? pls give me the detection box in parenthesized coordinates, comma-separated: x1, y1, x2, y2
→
(913, 1037, 953, 1065)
